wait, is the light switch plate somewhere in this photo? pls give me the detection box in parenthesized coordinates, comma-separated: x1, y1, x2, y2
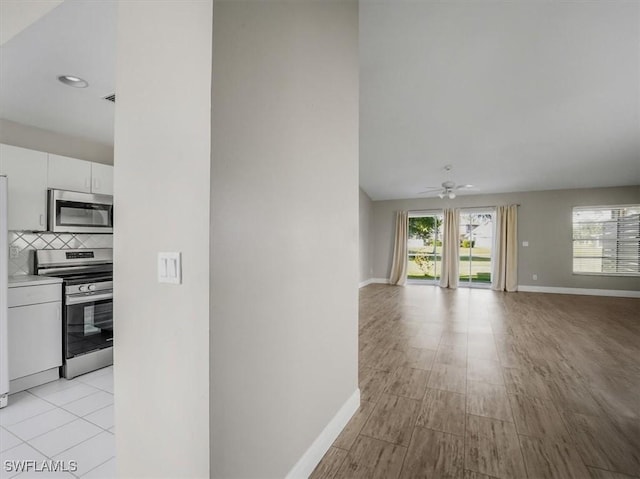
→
(522, 241, 529, 247)
(158, 252, 182, 284)
(9, 245, 20, 259)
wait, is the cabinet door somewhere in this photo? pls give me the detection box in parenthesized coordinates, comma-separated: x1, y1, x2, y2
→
(0, 144, 48, 231)
(91, 163, 114, 195)
(8, 302, 62, 380)
(48, 154, 92, 193)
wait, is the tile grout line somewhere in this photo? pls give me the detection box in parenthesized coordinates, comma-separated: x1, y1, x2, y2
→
(25, 386, 98, 409)
(325, 450, 347, 479)
(75, 454, 116, 479)
(367, 306, 413, 478)
(23, 389, 113, 427)
(357, 431, 409, 450)
(494, 302, 531, 479)
(398, 306, 448, 478)
(463, 337, 469, 472)
(556, 405, 608, 476)
(413, 420, 466, 438)
(586, 464, 640, 477)
(1, 376, 114, 474)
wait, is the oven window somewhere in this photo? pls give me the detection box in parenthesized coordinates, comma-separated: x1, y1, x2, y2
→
(66, 299, 113, 358)
(57, 200, 112, 227)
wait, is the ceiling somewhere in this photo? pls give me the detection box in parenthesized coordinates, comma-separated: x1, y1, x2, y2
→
(360, 1, 640, 200)
(1, 1, 638, 199)
(0, 0, 116, 146)
(0, 0, 63, 45)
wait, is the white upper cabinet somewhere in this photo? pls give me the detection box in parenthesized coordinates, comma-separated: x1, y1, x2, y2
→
(48, 154, 113, 195)
(91, 163, 114, 195)
(0, 144, 113, 231)
(48, 154, 92, 193)
(0, 144, 48, 231)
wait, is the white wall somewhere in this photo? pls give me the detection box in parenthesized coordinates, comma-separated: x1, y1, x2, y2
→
(0, 119, 113, 165)
(372, 186, 640, 291)
(210, 1, 359, 477)
(113, 2, 212, 477)
(359, 187, 374, 283)
(0, 0, 63, 45)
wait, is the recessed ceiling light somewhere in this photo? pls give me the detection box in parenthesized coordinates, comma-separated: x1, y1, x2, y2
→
(58, 75, 88, 88)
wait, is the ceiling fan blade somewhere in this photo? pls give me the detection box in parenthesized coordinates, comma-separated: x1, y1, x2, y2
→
(417, 186, 441, 194)
(454, 184, 474, 190)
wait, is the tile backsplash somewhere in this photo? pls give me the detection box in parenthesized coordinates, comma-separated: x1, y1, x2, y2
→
(8, 231, 113, 276)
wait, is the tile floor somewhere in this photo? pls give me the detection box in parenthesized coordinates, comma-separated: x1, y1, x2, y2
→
(0, 366, 115, 479)
(312, 284, 640, 478)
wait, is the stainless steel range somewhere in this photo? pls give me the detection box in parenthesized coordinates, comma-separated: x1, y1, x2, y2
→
(36, 248, 113, 379)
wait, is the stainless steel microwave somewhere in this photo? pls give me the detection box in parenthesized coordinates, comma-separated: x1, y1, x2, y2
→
(48, 189, 113, 234)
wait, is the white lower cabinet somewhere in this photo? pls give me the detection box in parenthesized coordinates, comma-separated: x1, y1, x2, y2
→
(8, 284, 62, 389)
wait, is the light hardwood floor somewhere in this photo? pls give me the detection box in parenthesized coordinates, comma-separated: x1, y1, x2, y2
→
(311, 284, 640, 479)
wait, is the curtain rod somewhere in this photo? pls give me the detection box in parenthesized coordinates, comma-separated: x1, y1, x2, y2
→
(460, 204, 521, 209)
(409, 204, 520, 213)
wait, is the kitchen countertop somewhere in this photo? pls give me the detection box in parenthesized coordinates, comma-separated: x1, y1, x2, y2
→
(8, 275, 63, 288)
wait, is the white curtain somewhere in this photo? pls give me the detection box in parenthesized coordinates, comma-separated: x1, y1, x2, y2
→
(389, 211, 408, 286)
(439, 208, 459, 289)
(492, 205, 518, 292)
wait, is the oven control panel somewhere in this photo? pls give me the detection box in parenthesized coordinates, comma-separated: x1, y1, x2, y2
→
(66, 281, 113, 296)
(66, 251, 95, 259)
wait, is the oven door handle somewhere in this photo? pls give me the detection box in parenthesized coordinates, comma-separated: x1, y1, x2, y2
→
(37, 264, 113, 275)
(66, 292, 113, 305)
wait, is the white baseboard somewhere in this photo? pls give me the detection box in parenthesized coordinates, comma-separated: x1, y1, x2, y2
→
(359, 282, 638, 298)
(518, 285, 640, 298)
(286, 388, 360, 479)
(359, 278, 389, 287)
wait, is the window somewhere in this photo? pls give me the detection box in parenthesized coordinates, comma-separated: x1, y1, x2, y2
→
(572, 205, 640, 276)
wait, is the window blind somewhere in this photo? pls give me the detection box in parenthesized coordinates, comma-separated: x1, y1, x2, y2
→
(572, 205, 640, 276)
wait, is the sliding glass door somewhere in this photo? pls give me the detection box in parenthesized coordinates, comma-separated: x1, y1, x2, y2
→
(459, 211, 494, 286)
(407, 210, 493, 286)
(407, 214, 443, 283)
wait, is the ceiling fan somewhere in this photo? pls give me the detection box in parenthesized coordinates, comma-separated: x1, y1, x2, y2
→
(418, 181, 474, 199)
(417, 164, 474, 199)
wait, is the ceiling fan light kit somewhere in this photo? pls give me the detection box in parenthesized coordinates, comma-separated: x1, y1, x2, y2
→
(438, 190, 456, 199)
(420, 182, 472, 199)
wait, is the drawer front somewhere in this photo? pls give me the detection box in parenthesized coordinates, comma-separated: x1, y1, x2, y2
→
(8, 284, 61, 307)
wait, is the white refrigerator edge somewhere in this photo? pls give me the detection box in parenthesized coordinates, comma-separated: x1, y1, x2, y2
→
(0, 175, 8, 407)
